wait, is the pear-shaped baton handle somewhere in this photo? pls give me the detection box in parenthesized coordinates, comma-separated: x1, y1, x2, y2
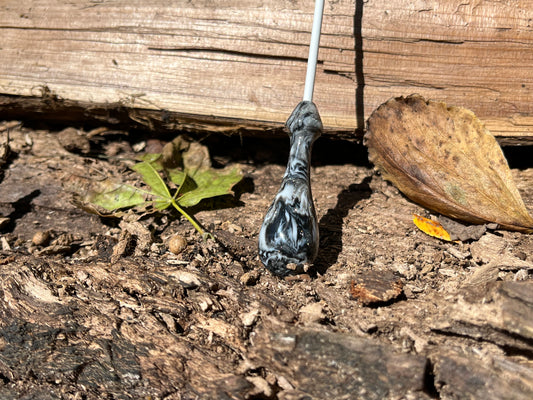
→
(258, 101, 322, 276)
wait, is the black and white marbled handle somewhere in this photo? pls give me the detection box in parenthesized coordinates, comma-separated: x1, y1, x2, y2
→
(258, 101, 322, 276)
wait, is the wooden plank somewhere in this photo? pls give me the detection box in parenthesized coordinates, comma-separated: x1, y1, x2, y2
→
(1, 0, 533, 142)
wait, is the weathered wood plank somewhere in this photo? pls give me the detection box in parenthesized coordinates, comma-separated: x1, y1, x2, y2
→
(1, 0, 533, 141)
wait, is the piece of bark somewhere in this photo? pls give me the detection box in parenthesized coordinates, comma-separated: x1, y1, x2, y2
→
(0, 250, 322, 399)
(469, 232, 509, 264)
(434, 349, 533, 400)
(350, 269, 404, 305)
(463, 256, 533, 288)
(0, 257, 243, 398)
(431, 282, 533, 399)
(438, 216, 488, 241)
(250, 327, 430, 399)
(433, 281, 533, 353)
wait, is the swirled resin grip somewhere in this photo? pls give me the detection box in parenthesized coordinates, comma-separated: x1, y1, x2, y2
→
(258, 101, 322, 276)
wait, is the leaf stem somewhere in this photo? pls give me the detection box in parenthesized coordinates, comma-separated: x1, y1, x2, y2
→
(170, 198, 213, 240)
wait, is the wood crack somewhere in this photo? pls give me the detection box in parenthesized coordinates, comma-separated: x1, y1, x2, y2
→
(147, 46, 313, 64)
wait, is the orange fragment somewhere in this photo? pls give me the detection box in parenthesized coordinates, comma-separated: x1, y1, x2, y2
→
(413, 214, 452, 241)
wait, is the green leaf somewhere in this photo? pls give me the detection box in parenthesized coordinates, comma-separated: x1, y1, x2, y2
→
(132, 161, 171, 199)
(168, 168, 197, 195)
(139, 153, 163, 165)
(131, 161, 174, 210)
(177, 166, 242, 208)
(71, 135, 244, 240)
(87, 181, 146, 211)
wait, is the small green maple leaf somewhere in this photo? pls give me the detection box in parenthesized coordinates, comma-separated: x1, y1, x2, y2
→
(83, 143, 242, 239)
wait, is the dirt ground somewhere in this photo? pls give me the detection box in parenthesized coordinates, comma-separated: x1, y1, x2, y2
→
(0, 120, 532, 399)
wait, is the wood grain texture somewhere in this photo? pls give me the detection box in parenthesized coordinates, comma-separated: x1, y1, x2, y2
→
(1, 0, 533, 140)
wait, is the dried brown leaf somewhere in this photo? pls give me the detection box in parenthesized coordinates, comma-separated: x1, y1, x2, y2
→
(365, 95, 533, 233)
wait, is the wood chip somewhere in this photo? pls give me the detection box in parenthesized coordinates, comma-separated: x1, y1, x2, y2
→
(299, 302, 325, 325)
(240, 270, 260, 286)
(438, 216, 487, 241)
(350, 270, 404, 305)
(169, 270, 202, 289)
